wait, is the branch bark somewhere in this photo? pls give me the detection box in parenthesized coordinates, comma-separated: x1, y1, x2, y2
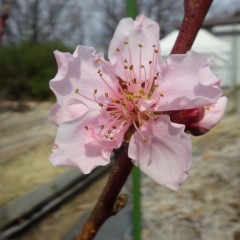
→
(171, 0, 213, 54)
(75, 1, 213, 239)
(76, 145, 133, 240)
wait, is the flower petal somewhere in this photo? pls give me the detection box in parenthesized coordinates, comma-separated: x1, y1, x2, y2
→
(191, 96, 228, 131)
(128, 115, 192, 190)
(49, 100, 88, 126)
(50, 110, 111, 174)
(156, 51, 222, 111)
(108, 15, 161, 82)
(50, 45, 119, 110)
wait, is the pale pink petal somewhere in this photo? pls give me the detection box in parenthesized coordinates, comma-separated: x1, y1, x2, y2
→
(192, 96, 228, 130)
(50, 110, 111, 174)
(49, 101, 88, 126)
(108, 15, 161, 82)
(128, 115, 192, 190)
(156, 51, 222, 111)
(50, 45, 119, 110)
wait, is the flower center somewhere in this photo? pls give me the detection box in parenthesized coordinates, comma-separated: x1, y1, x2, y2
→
(77, 42, 165, 143)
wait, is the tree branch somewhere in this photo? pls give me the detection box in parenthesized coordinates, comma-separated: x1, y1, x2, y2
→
(171, 0, 213, 54)
(76, 144, 133, 240)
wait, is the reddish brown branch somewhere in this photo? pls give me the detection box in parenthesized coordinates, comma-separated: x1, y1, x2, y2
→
(171, 0, 213, 54)
(76, 145, 133, 240)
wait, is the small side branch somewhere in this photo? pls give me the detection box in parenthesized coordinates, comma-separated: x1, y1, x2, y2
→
(171, 0, 213, 54)
(76, 145, 133, 240)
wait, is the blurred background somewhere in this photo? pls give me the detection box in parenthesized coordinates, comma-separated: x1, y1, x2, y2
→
(0, 0, 239, 239)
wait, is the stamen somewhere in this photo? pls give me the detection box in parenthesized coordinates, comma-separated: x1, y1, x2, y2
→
(133, 120, 148, 143)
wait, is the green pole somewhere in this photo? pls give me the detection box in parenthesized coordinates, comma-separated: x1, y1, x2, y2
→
(126, 0, 137, 19)
(126, 2, 141, 239)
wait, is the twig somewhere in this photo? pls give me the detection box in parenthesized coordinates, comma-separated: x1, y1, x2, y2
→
(75, 1, 213, 239)
(76, 145, 133, 240)
(171, 0, 213, 54)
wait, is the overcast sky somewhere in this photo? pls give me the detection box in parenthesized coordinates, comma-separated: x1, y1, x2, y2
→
(82, 0, 240, 48)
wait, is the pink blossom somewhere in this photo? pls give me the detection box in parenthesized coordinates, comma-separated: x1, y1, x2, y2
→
(49, 15, 224, 190)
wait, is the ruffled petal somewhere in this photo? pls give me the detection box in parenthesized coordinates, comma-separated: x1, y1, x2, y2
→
(128, 115, 192, 190)
(49, 100, 88, 126)
(191, 96, 228, 130)
(156, 51, 222, 111)
(108, 15, 161, 83)
(50, 45, 119, 110)
(50, 110, 111, 174)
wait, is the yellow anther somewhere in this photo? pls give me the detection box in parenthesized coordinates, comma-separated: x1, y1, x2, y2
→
(112, 98, 117, 103)
(105, 92, 109, 97)
(101, 125, 104, 129)
(154, 84, 159, 87)
(84, 125, 88, 130)
(139, 89, 145, 95)
(154, 49, 159, 53)
(160, 93, 164, 97)
(124, 41, 128, 44)
(129, 65, 133, 70)
(75, 88, 79, 93)
(143, 137, 148, 142)
(95, 58, 102, 64)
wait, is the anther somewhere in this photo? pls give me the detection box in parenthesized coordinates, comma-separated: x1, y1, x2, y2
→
(101, 125, 104, 129)
(112, 126, 117, 129)
(143, 137, 149, 142)
(97, 69, 101, 73)
(94, 89, 97, 94)
(132, 78, 137, 84)
(129, 65, 133, 70)
(124, 66, 128, 69)
(84, 125, 89, 130)
(154, 49, 159, 53)
(149, 61, 152, 64)
(138, 44, 143, 48)
(141, 65, 144, 68)
(160, 93, 164, 97)
(105, 93, 108, 97)
(124, 41, 128, 44)
(75, 88, 79, 93)
(99, 103, 104, 107)
(108, 130, 112, 134)
(116, 48, 120, 52)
